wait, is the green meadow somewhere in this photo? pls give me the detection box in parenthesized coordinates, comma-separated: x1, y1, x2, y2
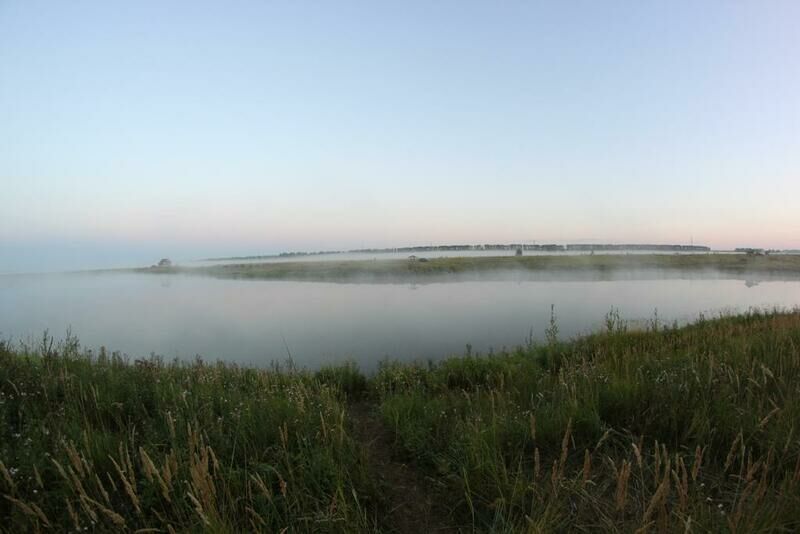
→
(2, 309, 800, 532)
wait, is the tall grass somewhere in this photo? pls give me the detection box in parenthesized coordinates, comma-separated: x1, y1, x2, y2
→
(2, 309, 800, 531)
(376, 309, 800, 531)
(0, 337, 377, 532)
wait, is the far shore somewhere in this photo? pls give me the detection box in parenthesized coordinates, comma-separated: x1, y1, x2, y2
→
(133, 252, 800, 282)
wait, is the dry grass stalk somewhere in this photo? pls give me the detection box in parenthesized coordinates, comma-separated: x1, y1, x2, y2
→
(642, 460, 671, 525)
(66, 465, 88, 498)
(123, 443, 137, 493)
(65, 442, 85, 478)
(557, 419, 572, 480)
(744, 454, 760, 484)
(792, 454, 800, 486)
(615, 460, 631, 512)
(94, 474, 111, 507)
(582, 449, 592, 486)
(29, 502, 52, 528)
(0, 461, 16, 491)
(140, 447, 172, 502)
(188, 441, 219, 521)
(33, 465, 43, 489)
(162, 451, 178, 489)
(78, 493, 99, 523)
(187, 490, 211, 526)
(673, 456, 689, 512)
(166, 410, 176, 440)
(730, 479, 756, 530)
(250, 473, 273, 499)
(109, 454, 141, 514)
(85, 495, 126, 527)
(654, 441, 661, 483)
(246, 506, 267, 529)
(65, 498, 80, 531)
(594, 428, 612, 452)
(758, 406, 780, 429)
(550, 459, 559, 493)
(105, 472, 119, 494)
(4, 495, 38, 521)
(279, 422, 289, 450)
(691, 445, 704, 481)
(208, 446, 221, 474)
(754, 448, 773, 503)
(724, 433, 743, 473)
(631, 442, 643, 470)
(782, 424, 794, 455)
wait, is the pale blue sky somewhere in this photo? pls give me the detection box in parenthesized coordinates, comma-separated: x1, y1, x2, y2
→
(1, 1, 798, 271)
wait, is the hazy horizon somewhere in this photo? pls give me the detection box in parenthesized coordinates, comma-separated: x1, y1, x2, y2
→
(0, 237, 785, 275)
(2, 1, 798, 273)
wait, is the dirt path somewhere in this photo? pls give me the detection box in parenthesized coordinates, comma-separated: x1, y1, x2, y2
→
(348, 402, 459, 533)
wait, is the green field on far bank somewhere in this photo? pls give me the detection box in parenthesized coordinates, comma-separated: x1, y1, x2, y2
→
(2, 309, 800, 532)
(138, 253, 800, 283)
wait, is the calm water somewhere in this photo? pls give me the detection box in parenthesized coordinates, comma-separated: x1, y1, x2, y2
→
(1, 270, 799, 370)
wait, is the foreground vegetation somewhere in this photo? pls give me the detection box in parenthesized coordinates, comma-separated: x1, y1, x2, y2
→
(138, 253, 800, 283)
(2, 309, 800, 532)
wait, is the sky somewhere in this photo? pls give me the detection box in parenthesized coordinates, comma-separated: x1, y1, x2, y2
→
(1, 1, 798, 272)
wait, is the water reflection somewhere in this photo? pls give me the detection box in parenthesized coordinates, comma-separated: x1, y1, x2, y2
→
(1, 271, 798, 370)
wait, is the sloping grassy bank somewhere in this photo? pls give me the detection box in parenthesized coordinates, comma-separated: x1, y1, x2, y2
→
(3, 310, 800, 532)
(139, 253, 800, 283)
(0, 342, 377, 532)
(375, 310, 800, 531)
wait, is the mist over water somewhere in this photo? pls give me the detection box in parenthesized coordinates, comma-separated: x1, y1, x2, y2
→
(2, 269, 798, 370)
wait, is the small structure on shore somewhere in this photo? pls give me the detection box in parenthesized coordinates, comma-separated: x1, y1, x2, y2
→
(515, 247, 523, 256)
(736, 248, 765, 256)
(408, 255, 417, 262)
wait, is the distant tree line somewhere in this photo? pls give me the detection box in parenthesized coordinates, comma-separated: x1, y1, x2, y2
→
(566, 244, 711, 252)
(350, 243, 711, 253)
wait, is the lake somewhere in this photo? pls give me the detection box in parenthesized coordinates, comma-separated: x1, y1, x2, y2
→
(1, 269, 799, 370)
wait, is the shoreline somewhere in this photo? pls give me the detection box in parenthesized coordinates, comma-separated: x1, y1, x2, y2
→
(136, 253, 800, 282)
(3, 309, 800, 531)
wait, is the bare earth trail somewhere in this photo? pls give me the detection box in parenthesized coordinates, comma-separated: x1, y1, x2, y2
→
(348, 402, 460, 533)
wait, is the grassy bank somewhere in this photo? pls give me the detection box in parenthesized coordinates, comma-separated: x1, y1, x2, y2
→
(139, 253, 800, 282)
(2, 310, 800, 532)
(0, 338, 377, 533)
